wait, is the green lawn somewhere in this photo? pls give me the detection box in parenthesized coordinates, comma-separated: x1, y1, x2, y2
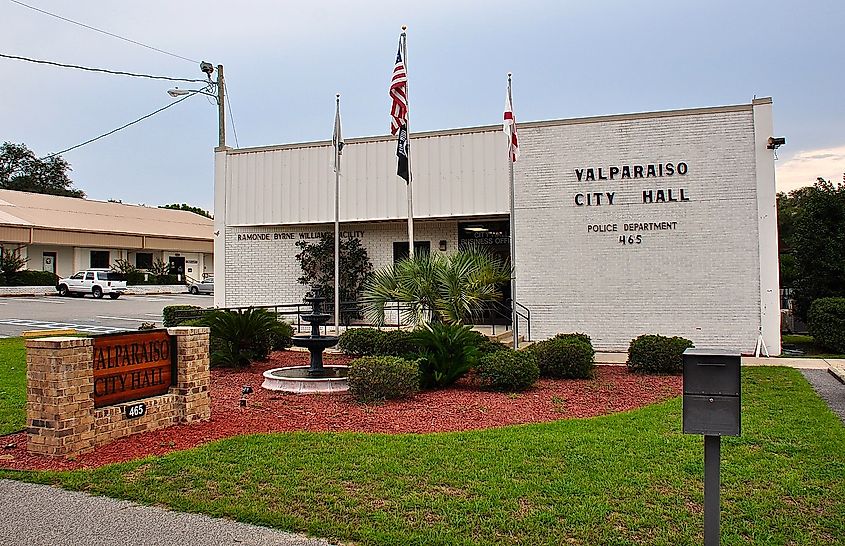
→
(2, 366, 843, 545)
(781, 334, 845, 359)
(0, 338, 26, 435)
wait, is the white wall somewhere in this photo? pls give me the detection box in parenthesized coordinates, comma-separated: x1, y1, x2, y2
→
(224, 221, 458, 307)
(514, 104, 778, 353)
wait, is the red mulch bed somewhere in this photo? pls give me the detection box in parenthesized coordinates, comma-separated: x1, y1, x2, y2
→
(0, 351, 681, 472)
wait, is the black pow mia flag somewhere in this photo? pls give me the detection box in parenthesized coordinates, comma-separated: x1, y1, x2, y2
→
(396, 124, 410, 182)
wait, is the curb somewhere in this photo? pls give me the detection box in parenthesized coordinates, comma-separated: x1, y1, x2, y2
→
(828, 365, 845, 385)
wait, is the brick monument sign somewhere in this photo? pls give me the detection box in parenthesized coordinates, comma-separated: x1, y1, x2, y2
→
(25, 327, 211, 457)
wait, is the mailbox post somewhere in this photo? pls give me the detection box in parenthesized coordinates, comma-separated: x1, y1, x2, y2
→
(682, 349, 741, 546)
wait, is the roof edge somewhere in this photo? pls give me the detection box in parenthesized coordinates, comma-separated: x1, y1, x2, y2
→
(226, 99, 767, 155)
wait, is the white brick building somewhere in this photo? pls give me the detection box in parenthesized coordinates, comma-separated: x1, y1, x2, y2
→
(215, 99, 780, 354)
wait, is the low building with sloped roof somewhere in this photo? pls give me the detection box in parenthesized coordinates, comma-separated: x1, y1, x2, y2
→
(0, 189, 213, 280)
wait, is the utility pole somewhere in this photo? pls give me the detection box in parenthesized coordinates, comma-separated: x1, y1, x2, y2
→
(216, 64, 226, 148)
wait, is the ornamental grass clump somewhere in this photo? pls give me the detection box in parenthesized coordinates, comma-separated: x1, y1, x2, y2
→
(531, 337, 595, 379)
(347, 356, 421, 403)
(627, 334, 694, 374)
(476, 349, 539, 392)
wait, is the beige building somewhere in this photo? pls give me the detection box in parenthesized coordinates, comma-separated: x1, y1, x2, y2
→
(0, 190, 213, 280)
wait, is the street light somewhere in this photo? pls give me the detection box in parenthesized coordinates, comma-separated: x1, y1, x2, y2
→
(166, 61, 227, 148)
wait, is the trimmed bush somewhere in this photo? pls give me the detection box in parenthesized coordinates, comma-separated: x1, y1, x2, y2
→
(476, 349, 539, 392)
(467, 330, 511, 355)
(554, 332, 592, 345)
(376, 330, 417, 358)
(9, 270, 59, 286)
(348, 356, 421, 403)
(531, 338, 595, 379)
(808, 298, 845, 353)
(162, 305, 203, 327)
(412, 323, 479, 388)
(627, 334, 694, 374)
(338, 328, 385, 356)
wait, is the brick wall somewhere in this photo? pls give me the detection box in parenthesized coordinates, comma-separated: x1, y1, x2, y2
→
(26, 327, 211, 457)
(514, 109, 762, 352)
(224, 220, 459, 307)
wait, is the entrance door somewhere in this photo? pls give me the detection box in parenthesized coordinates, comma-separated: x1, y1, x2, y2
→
(458, 220, 511, 325)
(168, 257, 186, 279)
(42, 252, 57, 274)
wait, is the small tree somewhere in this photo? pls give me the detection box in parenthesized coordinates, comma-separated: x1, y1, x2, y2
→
(0, 248, 26, 284)
(159, 203, 212, 218)
(295, 235, 373, 319)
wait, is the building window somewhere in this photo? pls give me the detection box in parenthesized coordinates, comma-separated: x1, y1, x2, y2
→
(392, 241, 430, 263)
(135, 252, 153, 270)
(90, 251, 110, 269)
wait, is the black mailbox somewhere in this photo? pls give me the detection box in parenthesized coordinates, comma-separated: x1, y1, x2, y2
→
(683, 349, 741, 436)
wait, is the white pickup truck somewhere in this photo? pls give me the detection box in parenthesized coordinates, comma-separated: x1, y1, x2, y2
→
(57, 270, 127, 299)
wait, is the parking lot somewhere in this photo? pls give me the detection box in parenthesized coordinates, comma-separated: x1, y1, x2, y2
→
(0, 292, 213, 338)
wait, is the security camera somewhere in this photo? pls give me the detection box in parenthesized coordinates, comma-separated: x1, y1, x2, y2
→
(767, 137, 786, 149)
(200, 61, 214, 77)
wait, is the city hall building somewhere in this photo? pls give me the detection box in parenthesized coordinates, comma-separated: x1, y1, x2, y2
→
(214, 98, 780, 354)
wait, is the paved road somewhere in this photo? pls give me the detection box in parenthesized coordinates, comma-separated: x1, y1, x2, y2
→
(0, 293, 213, 338)
(0, 480, 334, 546)
(801, 369, 845, 424)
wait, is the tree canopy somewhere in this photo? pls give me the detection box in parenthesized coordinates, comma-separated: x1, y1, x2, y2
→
(778, 176, 845, 319)
(159, 203, 212, 218)
(0, 142, 84, 198)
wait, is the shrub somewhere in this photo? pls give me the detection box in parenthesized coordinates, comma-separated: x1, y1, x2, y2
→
(347, 356, 421, 403)
(269, 319, 294, 351)
(467, 330, 511, 355)
(412, 323, 479, 388)
(203, 308, 280, 367)
(9, 270, 58, 286)
(531, 338, 595, 379)
(377, 329, 418, 358)
(162, 305, 203, 327)
(138, 322, 157, 330)
(808, 298, 845, 353)
(476, 350, 539, 392)
(0, 249, 26, 283)
(338, 328, 385, 356)
(627, 334, 694, 374)
(554, 332, 592, 345)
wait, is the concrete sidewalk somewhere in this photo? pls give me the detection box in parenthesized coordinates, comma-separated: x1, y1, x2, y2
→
(0, 480, 335, 546)
(594, 352, 841, 370)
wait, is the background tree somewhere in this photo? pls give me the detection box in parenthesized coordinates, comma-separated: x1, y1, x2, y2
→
(295, 235, 373, 318)
(780, 177, 845, 320)
(0, 142, 84, 198)
(159, 203, 212, 218)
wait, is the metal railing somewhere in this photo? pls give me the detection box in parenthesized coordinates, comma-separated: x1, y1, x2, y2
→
(171, 299, 531, 340)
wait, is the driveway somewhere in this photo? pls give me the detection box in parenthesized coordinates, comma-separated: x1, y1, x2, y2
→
(0, 293, 213, 337)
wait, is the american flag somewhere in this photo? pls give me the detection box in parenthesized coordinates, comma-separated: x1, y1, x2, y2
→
(503, 87, 519, 162)
(389, 38, 408, 135)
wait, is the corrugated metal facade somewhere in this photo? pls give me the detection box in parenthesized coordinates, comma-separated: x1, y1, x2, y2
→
(224, 128, 509, 226)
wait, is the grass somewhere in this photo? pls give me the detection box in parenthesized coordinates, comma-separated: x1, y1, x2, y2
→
(781, 334, 845, 359)
(1, 366, 843, 545)
(0, 338, 26, 435)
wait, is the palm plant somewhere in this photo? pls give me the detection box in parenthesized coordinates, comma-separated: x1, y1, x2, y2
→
(362, 247, 510, 326)
(203, 308, 283, 367)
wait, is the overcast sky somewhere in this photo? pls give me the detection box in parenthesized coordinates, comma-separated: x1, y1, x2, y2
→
(2, 0, 843, 211)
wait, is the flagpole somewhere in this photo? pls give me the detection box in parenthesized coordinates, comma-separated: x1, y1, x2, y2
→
(401, 25, 415, 258)
(508, 73, 518, 350)
(334, 93, 341, 335)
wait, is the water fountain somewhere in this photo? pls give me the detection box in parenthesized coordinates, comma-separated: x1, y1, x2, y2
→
(261, 293, 348, 393)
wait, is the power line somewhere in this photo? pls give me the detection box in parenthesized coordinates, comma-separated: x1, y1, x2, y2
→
(226, 93, 240, 148)
(0, 53, 208, 83)
(9, 0, 199, 64)
(42, 92, 197, 159)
